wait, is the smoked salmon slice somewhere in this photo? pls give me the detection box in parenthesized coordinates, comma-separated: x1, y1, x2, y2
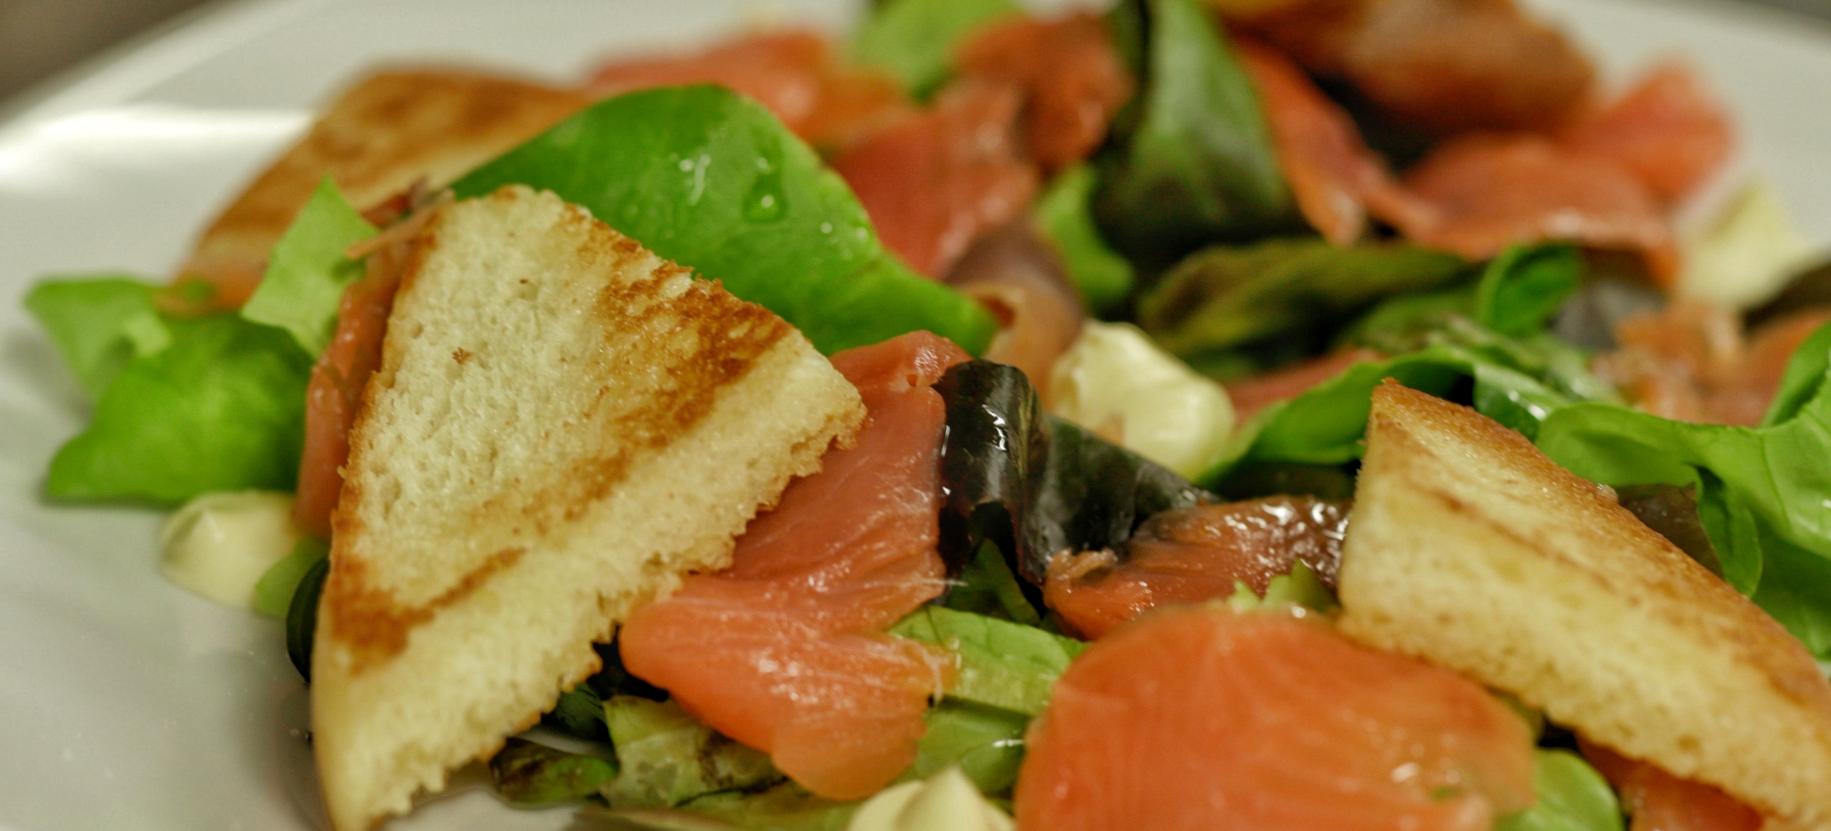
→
(1385, 135, 1679, 285)
(588, 30, 911, 150)
(617, 331, 971, 800)
(955, 13, 1133, 172)
(1016, 606, 1537, 830)
(292, 243, 407, 538)
(1562, 64, 1733, 205)
(831, 83, 1038, 277)
(1236, 38, 1394, 245)
(1044, 497, 1348, 639)
(1582, 741, 1763, 831)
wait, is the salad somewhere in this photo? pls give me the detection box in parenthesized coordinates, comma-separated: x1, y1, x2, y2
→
(16, 0, 1831, 829)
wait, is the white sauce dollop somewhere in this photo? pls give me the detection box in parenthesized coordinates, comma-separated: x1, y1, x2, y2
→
(846, 767, 1014, 831)
(159, 490, 299, 608)
(1048, 321, 1236, 478)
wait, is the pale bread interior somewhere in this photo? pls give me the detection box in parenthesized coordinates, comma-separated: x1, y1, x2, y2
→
(310, 186, 864, 831)
(1337, 382, 1831, 829)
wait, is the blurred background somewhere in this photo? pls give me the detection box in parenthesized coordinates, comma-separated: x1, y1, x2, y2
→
(3, 0, 1829, 105)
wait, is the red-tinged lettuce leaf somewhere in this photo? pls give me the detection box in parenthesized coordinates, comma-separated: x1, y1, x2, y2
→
(453, 85, 995, 355)
(934, 360, 1208, 587)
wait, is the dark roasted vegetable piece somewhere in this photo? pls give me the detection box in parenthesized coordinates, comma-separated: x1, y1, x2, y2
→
(286, 554, 329, 682)
(1614, 483, 1728, 580)
(1552, 270, 1668, 351)
(489, 737, 618, 806)
(1747, 258, 1831, 330)
(935, 360, 1208, 586)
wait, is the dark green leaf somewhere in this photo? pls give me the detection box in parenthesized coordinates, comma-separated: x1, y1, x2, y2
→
(1495, 750, 1624, 831)
(545, 684, 609, 742)
(453, 86, 995, 355)
(602, 696, 781, 809)
(1340, 245, 1579, 350)
(890, 606, 1085, 715)
(1137, 238, 1465, 367)
(1033, 164, 1135, 313)
(239, 178, 377, 356)
(1475, 245, 1583, 337)
(286, 555, 329, 682)
(490, 737, 618, 807)
(1764, 321, 1831, 426)
(1211, 334, 1590, 479)
(1094, 0, 1295, 258)
(935, 360, 1207, 586)
(252, 536, 329, 619)
(45, 314, 311, 505)
(852, 0, 1017, 97)
(23, 276, 169, 396)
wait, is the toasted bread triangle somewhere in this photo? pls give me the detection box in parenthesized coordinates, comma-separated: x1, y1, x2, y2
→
(310, 186, 864, 830)
(180, 69, 587, 304)
(1338, 382, 1831, 828)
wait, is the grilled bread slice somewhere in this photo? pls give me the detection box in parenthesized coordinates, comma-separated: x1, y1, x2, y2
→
(310, 185, 865, 831)
(1337, 381, 1831, 829)
(180, 69, 587, 304)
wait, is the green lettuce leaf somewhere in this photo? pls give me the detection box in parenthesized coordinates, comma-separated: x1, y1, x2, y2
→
(1213, 333, 1586, 477)
(239, 178, 377, 356)
(1496, 750, 1624, 831)
(23, 276, 170, 396)
(1344, 245, 1581, 346)
(853, 0, 1017, 97)
(589, 783, 855, 830)
(1224, 561, 1338, 613)
(44, 314, 311, 505)
(1536, 323, 1831, 654)
(906, 703, 1028, 795)
(1477, 245, 1584, 337)
(1137, 239, 1465, 373)
(252, 537, 328, 618)
(941, 542, 1043, 625)
(890, 606, 1086, 715)
(489, 737, 618, 807)
(1033, 164, 1135, 313)
(602, 696, 781, 809)
(1094, 0, 1295, 258)
(453, 85, 995, 355)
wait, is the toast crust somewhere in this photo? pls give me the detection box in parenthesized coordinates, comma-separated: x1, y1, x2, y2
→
(179, 69, 587, 302)
(1338, 382, 1831, 827)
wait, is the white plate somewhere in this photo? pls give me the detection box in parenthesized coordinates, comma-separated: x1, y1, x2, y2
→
(0, 1, 1827, 828)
